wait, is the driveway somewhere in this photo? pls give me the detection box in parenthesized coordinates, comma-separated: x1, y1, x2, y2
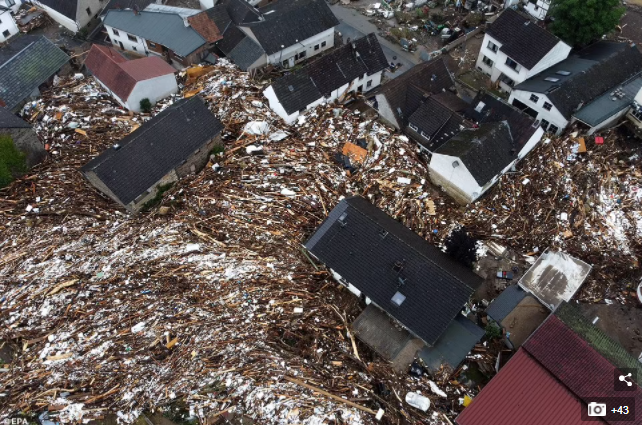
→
(331, 5, 419, 78)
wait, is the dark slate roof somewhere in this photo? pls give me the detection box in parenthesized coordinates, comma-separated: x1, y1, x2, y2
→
(103, 0, 154, 14)
(419, 315, 484, 371)
(407, 97, 467, 152)
(464, 91, 538, 149)
(373, 56, 454, 127)
(224, 0, 261, 24)
(82, 97, 223, 206)
(244, 0, 339, 55)
(216, 24, 247, 54)
(271, 34, 388, 115)
(305, 196, 482, 346)
(486, 285, 527, 323)
(103, 10, 206, 57)
(226, 36, 264, 71)
(0, 107, 31, 129)
(207, 4, 233, 33)
(574, 73, 642, 127)
(435, 121, 518, 186)
(34, 0, 77, 20)
(515, 41, 642, 119)
(486, 8, 562, 70)
(0, 36, 69, 111)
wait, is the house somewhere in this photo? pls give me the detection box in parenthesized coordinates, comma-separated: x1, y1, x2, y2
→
(0, 106, 45, 168)
(264, 34, 388, 125)
(82, 96, 224, 212)
(510, 41, 642, 135)
(29, 0, 105, 33)
(305, 196, 483, 368)
(429, 92, 545, 204)
(208, 0, 339, 71)
(0, 5, 18, 42)
(456, 301, 642, 425)
(102, 6, 221, 67)
(370, 57, 456, 130)
(84, 44, 178, 112)
(523, 0, 550, 20)
(0, 35, 69, 112)
(518, 249, 592, 310)
(486, 285, 549, 349)
(476, 9, 571, 93)
(0, 0, 22, 14)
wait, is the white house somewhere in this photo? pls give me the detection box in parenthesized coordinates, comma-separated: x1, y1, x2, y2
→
(0, 0, 22, 14)
(523, 0, 550, 20)
(476, 8, 571, 93)
(210, 0, 339, 71)
(0, 6, 19, 42)
(264, 34, 388, 125)
(510, 41, 642, 135)
(29, 0, 105, 33)
(429, 92, 544, 205)
(84, 44, 178, 112)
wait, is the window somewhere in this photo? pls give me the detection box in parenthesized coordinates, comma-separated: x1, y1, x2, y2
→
(487, 41, 498, 53)
(452, 161, 460, 168)
(112, 28, 119, 36)
(530, 94, 539, 103)
(7, 0, 15, 6)
(148, 41, 156, 48)
(543, 101, 553, 111)
(2, 30, 9, 38)
(556, 70, 571, 76)
(409, 123, 418, 131)
(314, 44, 319, 51)
(127, 34, 137, 42)
(0, 18, 3, 25)
(366, 80, 372, 88)
(297, 50, 306, 60)
(132, 46, 137, 51)
(321, 41, 327, 48)
(86, 7, 92, 16)
(482, 55, 494, 67)
(541, 119, 550, 130)
(499, 73, 515, 87)
(548, 124, 559, 134)
(544, 77, 560, 82)
(505, 57, 520, 71)
(420, 131, 429, 140)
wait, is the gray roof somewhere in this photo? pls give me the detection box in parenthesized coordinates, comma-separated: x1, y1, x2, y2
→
(305, 196, 481, 346)
(33, 0, 77, 20)
(82, 97, 223, 206)
(0, 107, 31, 128)
(407, 96, 467, 152)
(486, 285, 528, 323)
(245, 0, 339, 55)
(270, 34, 388, 115)
(486, 9, 562, 70)
(515, 41, 642, 119)
(418, 315, 484, 372)
(0, 36, 69, 111)
(226, 36, 264, 71)
(103, 10, 206, 57)
(574, 73, 642, 127)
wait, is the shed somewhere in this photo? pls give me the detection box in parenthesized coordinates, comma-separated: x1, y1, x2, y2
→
(418, 315, 484, 372)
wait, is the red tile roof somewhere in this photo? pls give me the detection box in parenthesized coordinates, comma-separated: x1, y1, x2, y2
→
(187, 12, 223, 44)
(456, 350, 587, 425)
(84, 45, 176, 102)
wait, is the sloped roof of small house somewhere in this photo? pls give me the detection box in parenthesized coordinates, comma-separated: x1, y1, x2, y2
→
(0, 107, 31, 129)
(0, 35, 69, 111)
(305, 196, 481, 346)
(515, 41, 642, 119)
(407, 95, 469, 152)
(486, 285, 528, 323)
(270, 34, 387, 115)
(103, 9, 206, 57)
(187, 11, 224, 44)
(419, 315, 484, 372)
(81, 97, 223, 206)
(84, 44, 176, 102)
(486, 8, 563, 70)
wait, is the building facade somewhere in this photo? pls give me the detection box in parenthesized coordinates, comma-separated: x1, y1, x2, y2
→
(0, 6, 18, 42)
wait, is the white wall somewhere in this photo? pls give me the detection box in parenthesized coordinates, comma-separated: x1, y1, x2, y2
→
(126, 74, 178, 112)
(31, 0, 78, 32)
(263, 85, 299, 124)
(524, 0, 550, 20)
(517, 126, 545, 159)
(509, 89, 568, 134)
(199, 0, 214, 9)
(585, 107, 630, 135)
(373, 94, 400, 129)
(0, 0, 22, 14)
(76, 0, 105, 29)
(430, 153, 482, 203)
(105, 24, 149, 54)
(527, 42, 571, 76)
(0, 9, 18, 42)
(263, 27, 335, 68)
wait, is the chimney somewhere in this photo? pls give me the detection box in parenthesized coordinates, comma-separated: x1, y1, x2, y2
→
(133, 4, 140, 15)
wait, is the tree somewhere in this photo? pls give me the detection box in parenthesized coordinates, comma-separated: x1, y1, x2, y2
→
(139, 98, 152, 114)
(444, 226, 478, 268)
(0, 135, 27, 188)
(549, 0, 625, 47)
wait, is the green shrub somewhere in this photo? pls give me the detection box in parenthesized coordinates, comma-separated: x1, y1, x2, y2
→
(210, 142, 225, 156)
(485, 321, 502, 340)
(142, 182, 174, 212)
(0, 135, 27, 188)
(140, 98, 152, 114)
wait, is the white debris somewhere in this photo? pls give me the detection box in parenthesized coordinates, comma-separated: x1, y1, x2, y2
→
(429, 380, 447, 398)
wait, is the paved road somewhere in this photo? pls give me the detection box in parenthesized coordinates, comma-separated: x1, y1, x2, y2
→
(331, 5, 419, 78)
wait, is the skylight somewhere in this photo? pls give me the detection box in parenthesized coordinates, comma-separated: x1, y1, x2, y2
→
(544, 77, 560, 82)
(556, 70, 571, 76)
(391, 291, 406, 307)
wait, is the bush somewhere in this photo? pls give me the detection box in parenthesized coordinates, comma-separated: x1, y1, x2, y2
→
(444, 226, 478, 268)
(485, 322, 502, 340)
(139, 98, 152, 114)
(142, 182, 174, 212)
(0, 135, 27, 188)
(210, 142, 225, 156)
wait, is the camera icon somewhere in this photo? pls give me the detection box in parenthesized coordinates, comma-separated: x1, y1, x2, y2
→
(588, 402, 607, 417)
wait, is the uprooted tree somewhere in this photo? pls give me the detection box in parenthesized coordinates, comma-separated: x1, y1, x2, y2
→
(0, 135, 27, 188)
(444, 226, 478, 268)
(548, 0, 625, 47)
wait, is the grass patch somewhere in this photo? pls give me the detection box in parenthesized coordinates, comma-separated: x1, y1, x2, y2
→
(0, 135, 27, 188)
(142, 182, 174, 212)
